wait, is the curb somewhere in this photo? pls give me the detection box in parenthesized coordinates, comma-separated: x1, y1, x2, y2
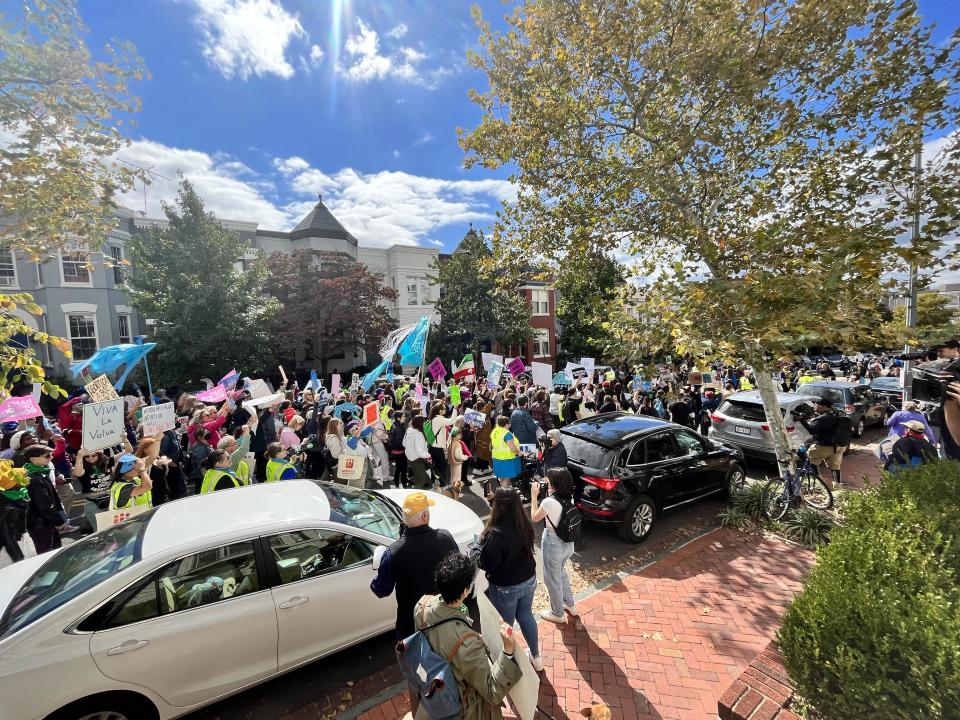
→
(336, 524, 723, 720)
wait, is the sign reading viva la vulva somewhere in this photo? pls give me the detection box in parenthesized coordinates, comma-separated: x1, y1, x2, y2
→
(82, 398, 126, 451)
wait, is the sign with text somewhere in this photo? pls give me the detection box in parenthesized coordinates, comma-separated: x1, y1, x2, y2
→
(95, 503, 150, 531)
(427, 357, 446, 380)
(195, 384, 228, 404)
(141, 402, 175, 437)
(362, 401, 379, 428)
(487, 361, 504, 387)
(84, 374, 120, 403)
(481, 352, 504, 370)
(506, 357, 526, 378)
(579, 357, 595, 377)
(463, 409, 486, 429)
(82, 398, 126, 451)
(449, 384, 461, 406)
(350, 373, 361, 393)
(0, 395, 43, 424)
(330, 373, 341, 396)
(552, 371, 572, 387)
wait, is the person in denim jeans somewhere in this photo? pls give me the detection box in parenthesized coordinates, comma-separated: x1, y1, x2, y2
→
(478, 488, 542, 671)
(531, 468, 578, 624)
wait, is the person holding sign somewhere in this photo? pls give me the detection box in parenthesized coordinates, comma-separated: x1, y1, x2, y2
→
(108, 454, 153, 510)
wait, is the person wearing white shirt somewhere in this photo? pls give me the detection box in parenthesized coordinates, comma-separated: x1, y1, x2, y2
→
(530, 468, 578, 624)
(426, 402, 458, 488)
(403, 415, 432, 489)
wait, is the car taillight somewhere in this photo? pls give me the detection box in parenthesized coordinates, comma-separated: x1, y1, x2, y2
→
(844, 405, 855, 414)
(711, 414, 725, 423)
(761, 424, 796, 432)
(786, 426, 795, 432)
(583, 475, 620, 491)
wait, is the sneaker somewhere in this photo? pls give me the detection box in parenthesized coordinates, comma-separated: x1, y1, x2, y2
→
(57, 523, 80, 533)
(564, 604, 580, 617)
(540, 610, 566, 624)
(526, 649, 544, 672)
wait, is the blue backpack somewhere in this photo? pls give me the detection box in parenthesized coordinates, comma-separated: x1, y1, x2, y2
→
(396, 612, 479, 719)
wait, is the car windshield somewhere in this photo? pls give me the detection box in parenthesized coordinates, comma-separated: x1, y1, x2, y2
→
(319, 483, 402, 539)
(871, 378, 900, 390)
(0, 512, 150, 640)
(799, 386, 846, 405)
(719, 400, 786, 422)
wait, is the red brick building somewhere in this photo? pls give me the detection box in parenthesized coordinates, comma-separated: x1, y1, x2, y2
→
(499, 279, 558, 366)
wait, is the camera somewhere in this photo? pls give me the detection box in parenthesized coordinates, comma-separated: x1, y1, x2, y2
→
(911, 358, 960, 404)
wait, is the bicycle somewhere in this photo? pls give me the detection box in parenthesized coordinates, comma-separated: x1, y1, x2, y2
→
(763, 446, 834, 520)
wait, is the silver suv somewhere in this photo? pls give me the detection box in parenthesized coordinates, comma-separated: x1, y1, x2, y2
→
(708, 391, 818, 461)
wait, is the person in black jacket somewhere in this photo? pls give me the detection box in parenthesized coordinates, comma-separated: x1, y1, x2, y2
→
(799, 398, 845, 488)
(0, 477, 31, 565)
(478, 487, 542, 671)
(541, 430, 568, 474)
(22, 444, 64, 554)
(251, 403, 279, 483)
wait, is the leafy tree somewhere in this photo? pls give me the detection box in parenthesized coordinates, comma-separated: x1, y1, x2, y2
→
(462, 0, 960, 469)
(0, 0, 144, 399)
(127, 180, 278, 387)
(428, 228, 531, 364)
(554, 250, 625, 364)
(882, 291, 960, 347)
(263, 250, 398, 376)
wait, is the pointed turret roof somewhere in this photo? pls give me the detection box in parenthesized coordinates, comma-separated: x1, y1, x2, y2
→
(291, 195, 357, 244)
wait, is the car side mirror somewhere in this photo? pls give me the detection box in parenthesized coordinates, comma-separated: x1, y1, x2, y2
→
(373, 545, 387, 571)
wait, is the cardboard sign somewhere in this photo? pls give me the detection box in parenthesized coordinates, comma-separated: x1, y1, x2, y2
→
(84, 374, 120, 403)
(95, 503, 150, 531)
(141, 403, 175, 436)
(330, 373, 341, 396)
(195, 384, 227, 404)
(463, 409, 486, 429)
(449, 384, 461, 406)
(531, 361, 553, 388)
(506, 357, 526, 378)
(362, 401, 379, 428)
(477, 592, 539, 720)
(427, 357, 446, 380)
(82, 398, 126, 452)
(579, 357, 595, 377)
(247, 379, 272, 400)
(0, 395, 43, 423)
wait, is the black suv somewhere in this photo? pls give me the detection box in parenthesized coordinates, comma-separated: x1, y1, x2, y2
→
(560, 413, 745, 543)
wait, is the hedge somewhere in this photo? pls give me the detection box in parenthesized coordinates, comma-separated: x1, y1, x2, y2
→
(777, 460, 960, 719)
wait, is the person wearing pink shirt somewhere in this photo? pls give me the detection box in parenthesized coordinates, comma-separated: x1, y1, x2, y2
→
(186, 403, 229, 449)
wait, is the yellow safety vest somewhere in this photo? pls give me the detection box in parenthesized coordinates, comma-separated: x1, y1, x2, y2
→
(266, 458, 296, 483)
(109, 480, 152, 510)
(798, 375, 815, 385)
(237, 459, 251, 485)
(740, 377, 754, 390)
(490, 427, 515, 461)
(381, 406, 393, 431)
(200, 468, 242, 494)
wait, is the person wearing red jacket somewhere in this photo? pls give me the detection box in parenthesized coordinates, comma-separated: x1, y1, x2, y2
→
(57, 394, 87, 452)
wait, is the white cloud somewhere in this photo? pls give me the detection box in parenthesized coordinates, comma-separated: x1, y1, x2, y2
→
(341, 19, 427, 85)
(386, 23, 408, 39)
(392, 150, 401, 159)
(309, 44, 324, 63)
(191, 0, 305, 80)
(414, 133, 434, 145)
(426, 238, 444, 247)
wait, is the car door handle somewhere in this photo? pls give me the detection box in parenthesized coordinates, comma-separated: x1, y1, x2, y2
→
(279, 596, 309, 609)
(107, 639, 149, 656)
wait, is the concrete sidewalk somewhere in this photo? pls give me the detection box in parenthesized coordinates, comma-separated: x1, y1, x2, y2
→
(349, 528, 815, 720)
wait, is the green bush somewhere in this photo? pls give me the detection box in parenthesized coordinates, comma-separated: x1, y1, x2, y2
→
(718, 506, 751, 529)
(730, 481, 769, 521)
(778, 461, 960, 719)
(782, 508, 834, 546)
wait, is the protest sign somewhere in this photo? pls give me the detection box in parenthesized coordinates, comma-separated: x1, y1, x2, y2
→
(330, 373, 341, 395)
(481, 352, 504, 370)
(0, 395, 42, 423)
(350, 373, 361, 393)
(552, 371, 572, 387)
(565, 362, 587, 381)
(415, 383, 424, 403)
(580, 357, 596, 377)
(531, 361, 552, 388)
(141, 402, 175, 436)
(428, 357, 446, 380)
(605, 370, 616, 381)
(243, 392, 283, 411)
(362, 401, 379, 427)
(247, 379, 272, 399)
(196, 384, 228, 404)
(85, 374, 120, 403)
(463, 409, 486, 429)
(31, 383, 41, 403)
(82, 398, 126, 451)
(95, 504, 150, 531)
(477, 592, 539, 720)
(278, 365, 288, 385)
(487, 360, 504, 386)
(449, 384, 461, 406)
(507, 357, 526, 378)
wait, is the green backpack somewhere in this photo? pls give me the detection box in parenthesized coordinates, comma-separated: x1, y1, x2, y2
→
(424, 418, 436, 445)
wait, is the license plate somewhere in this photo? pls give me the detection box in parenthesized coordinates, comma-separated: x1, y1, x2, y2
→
(735, 426, 752, 435)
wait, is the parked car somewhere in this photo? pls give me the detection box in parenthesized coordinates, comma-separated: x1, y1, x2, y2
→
(708, 391, 816, 461)
(560, 413, 745, 543)
(870, 376, 902, 411)
(792, 380, 889, 437)
(0, 481, 483, 720)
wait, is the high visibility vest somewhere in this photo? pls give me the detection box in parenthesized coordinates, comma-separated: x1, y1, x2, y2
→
(237, 459, 251, 485)
(740, 377, 754, 390)
(798, 375, 815, 385)
(381, 406, 393, 431)
(200, 468, 241, 494)
(109, 480, 152, 510)
(266, 458, 296, 483)
(490, 427, 515, 461)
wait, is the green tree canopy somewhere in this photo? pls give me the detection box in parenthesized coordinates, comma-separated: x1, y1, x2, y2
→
(554, 249, 626, 365)
(127, 180, 279, 387)
(882, 291, 960, 347)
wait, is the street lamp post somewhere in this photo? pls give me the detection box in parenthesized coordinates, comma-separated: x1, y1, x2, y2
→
(901, 124, 923, 403)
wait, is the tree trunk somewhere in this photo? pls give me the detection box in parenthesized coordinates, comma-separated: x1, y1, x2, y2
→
(754, 368, 795, 477)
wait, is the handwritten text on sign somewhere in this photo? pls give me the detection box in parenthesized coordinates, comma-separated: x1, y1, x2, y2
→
(84, 374, 119, 403)
(82, 398, 126, 451)
(141, 403, 175, 436)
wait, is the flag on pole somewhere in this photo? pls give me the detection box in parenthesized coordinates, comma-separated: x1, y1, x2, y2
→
(393, 316, 430, 366)
(71, 343, 157, 391)
(453, 354, 475, 380)
(219, 369, 240, 388)
(306, 370, 322, 392)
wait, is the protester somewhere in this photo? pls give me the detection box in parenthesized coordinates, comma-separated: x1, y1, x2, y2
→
(427, 402, 457, 487)
(251, 400, 280, 482)
(265, 441, 298, 482)
(388, 411, 410, 488)
(404, 416, 432, 489)
(217, 423, 253, 483)
(447, 425, 470, 498)
(280, 414, 305, 451)
(886, 420, 939, 470)
(541, 429, 568, 473)
(886, 401, 936, 443)
(188, 427, 214, 491)
(531, 468, 578, 624)
(411, 552, 523, 720)
(325, 417, 349, 484)
(0, 467, 33, 566)
(108, 453, 153, 510)
(489, 415, 522, 495)
(135, 436, 167, 505)
(199, 450, 244, 493)
(478, 488, 542, 671)
(23, 444, 66, 553)
(510, 395, 539, 445)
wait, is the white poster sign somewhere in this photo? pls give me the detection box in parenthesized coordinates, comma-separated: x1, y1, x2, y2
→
(477, 593, 539, 720)
(579, 357, 595, 378)
(531, 361, 553, 388)
(481, 352, 504, 370)
(141, 403, 175, 436)
(247, 378, 272, 399)
(82, 398, 126, 452)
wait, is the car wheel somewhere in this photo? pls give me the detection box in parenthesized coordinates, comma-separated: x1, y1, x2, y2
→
(853, 417, 865, 438)
(47, 693, 158, 720)
(617, 494, 656, 543)
(722, 465, 747, 499)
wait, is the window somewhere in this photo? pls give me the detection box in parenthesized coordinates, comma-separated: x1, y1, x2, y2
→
(109, 245, 124, 285)
(407, 280, 418, 305)
(674, 431, 706, 456)
(533, 328, 550, 358)
(38, 314, 51, 365)
(61, 251, 91, 284)
(105, 581, 160, 628)
(117, 314, 131, 345)
(35, 260, 44, 288)
(0, 248, 17, 288)
(420, 281, 432, 305)
(317, 484, 402, 539)
(644, 433, 681, 463)
(530, 289, 549, 315)
(269, 529, 375, 584)
(157, 542, 260, 614)
(626, 441, 645, 466)
(67, 313, 98, 360)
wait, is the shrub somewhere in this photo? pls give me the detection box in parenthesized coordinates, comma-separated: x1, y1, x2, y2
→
(778, 461, 960, 719)
(781, 508, 834, 546)
(718, 507, 751, 529)
(729, 481, 768, 521)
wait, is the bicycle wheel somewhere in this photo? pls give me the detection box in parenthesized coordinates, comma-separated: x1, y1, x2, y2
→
(763, 478, 791, 521)
(799, 470, 833, 510)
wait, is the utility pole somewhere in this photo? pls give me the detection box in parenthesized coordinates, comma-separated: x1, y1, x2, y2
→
(901, 119, 923, 403)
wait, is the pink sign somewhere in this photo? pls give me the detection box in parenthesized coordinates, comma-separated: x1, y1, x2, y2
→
(195, 385, 228, 403)
(507, 357, 526, 378)
(0, 395, 43, 423)
(330, 374, 341, 395)
(428, 357, 446, 380)
(415, 383, 424, 402)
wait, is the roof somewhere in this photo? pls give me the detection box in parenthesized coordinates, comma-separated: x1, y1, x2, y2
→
(290, 195, 358, 245)
(723, 391, 818, 406)
(561, 412, 670, 447)
(800, 380, 859, 389)
(140, 481, 331, 558)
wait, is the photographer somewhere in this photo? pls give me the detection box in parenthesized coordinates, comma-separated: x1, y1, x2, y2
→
(541, 429, 568, 474)
(911, 340, 960, 460)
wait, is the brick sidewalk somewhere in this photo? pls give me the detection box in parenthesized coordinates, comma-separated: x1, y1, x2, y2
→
(352, 528, 814, 720)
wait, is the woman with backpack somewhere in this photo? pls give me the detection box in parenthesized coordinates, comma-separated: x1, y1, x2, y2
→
(530, 468, 579, 624)
(478, 488, 543, 671)
(404, 416, 432, 489)
(388, 411, 410, 488)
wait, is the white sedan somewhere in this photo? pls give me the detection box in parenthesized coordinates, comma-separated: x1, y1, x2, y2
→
(0, 481, 483, 720)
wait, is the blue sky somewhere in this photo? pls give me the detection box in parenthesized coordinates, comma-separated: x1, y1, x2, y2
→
(77, 0, 958, 251)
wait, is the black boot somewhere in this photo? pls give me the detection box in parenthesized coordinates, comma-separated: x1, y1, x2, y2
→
(832, 469, 842, 488)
